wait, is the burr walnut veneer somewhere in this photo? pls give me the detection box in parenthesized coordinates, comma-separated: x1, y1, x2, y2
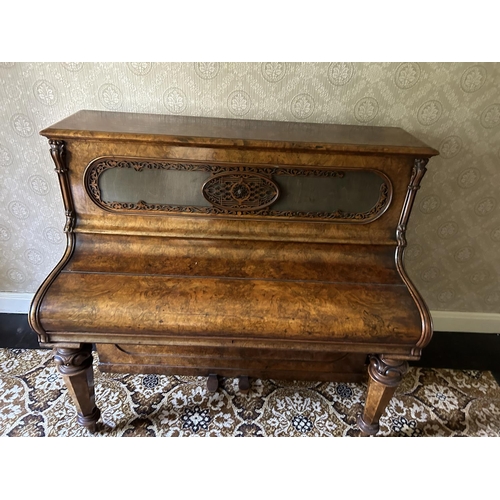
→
(29, 110, 438, 435)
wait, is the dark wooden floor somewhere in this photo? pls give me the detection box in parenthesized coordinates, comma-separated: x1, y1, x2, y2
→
(0, 314, 41, 349)
(1, 313, 499, 384)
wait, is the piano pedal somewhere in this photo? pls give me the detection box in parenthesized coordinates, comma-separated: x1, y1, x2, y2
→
(238, 375, 250, 394)
(207, 373, 219, 393)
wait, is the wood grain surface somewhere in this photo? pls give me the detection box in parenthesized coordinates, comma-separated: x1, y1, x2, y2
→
(30, 110, 438, 433)
(41, 110, 439, 156)
(40, 272, 421, 343)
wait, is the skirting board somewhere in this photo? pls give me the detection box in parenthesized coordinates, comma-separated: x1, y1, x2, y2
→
(430, 311, 500, 334)
(0, 292, 499, 334)
(0, 293, 33, 315)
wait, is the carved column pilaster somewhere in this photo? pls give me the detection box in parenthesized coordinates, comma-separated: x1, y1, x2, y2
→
(29, 140, 75, 344)
(49, 140, 75, 232)
(357, 354, 408, 436)
(396, 158, 428, 249)
(395, 158, 433, 357)
(54, 344, 101, 432)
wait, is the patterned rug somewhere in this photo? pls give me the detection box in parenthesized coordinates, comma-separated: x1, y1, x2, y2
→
(1, 348, 499, 437)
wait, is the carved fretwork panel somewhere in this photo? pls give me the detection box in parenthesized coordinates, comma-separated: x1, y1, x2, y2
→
(84, 157, 392, 222)
(202, 173, 280, 211)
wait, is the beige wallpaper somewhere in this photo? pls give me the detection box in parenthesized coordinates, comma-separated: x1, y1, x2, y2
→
(0, 62, 499, 313)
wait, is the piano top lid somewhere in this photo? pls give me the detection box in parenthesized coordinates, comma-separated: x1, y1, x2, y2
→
(40, 109, 439, 157)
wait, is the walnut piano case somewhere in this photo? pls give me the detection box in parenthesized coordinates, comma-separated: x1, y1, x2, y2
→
(29, 110, 438, 434)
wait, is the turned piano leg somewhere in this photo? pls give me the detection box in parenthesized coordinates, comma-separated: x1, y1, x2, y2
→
(357, 354, 408, 436)
(54, 344, 101, 432)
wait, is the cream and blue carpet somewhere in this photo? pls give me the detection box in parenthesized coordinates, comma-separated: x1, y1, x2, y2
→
(1, 348, 499, 437)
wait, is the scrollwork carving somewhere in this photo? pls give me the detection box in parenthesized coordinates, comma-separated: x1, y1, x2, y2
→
(63, 210, 75, 233)
(367, 354, 408, 387)
(54, 346, 93, 376)
(84, 157, 391, 222)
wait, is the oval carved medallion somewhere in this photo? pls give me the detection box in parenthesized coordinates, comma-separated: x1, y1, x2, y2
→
(202, 172, 280, 211)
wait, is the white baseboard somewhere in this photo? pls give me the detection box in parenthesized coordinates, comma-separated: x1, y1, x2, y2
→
(0, 292, 34, 314)
(430, 310, 500, 334)
(0, 292, 499, 334)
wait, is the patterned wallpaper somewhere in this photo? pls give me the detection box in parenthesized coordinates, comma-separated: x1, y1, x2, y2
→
(0, 62, 499, 313)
